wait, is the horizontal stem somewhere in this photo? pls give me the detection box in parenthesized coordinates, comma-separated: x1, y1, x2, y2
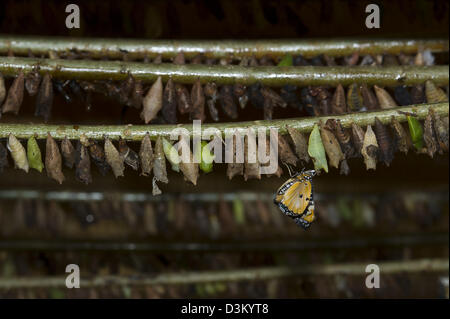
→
(0, 36, 448, 59)
(0, 103, 448, 141)
(0, 57, 448, 86)
(0, 259, 447, 289)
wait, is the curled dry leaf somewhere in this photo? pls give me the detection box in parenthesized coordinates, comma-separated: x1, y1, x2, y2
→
(204, 82, 219, 121)
(361, 125, 379, 170)
(153, 137, 168, 183)
(45, 133, 65, 184)
(0, 73, 5, 106)
(175, 83, 192, 115)
(219, 85, 238, 119)
(347, 83, 363, 111)
(27, 136, 44, 172)
(320, 123, 344, 169)
(351, 123, 365, 157)
(89, 140, 110, 176)
(118, 137, 139, 171)
(287, 126, 310, 163)
(61, 137, 76, 169)
(162, 78, 177, 124)
(331, 84, 346, 114)
(433, 112, 449, 153)
(0, 141, 8, 173)
(373, 117, 394, 166)
(277, 133, 297, 166)
(244, 134, 260, 181)
(139, 133, 153, 176)
(7, 134, 29, 172)
(178, 136, 199, 185)
(191, 79, 205, 121)
(423, 110, 438, 158)
(374, 85, 397, 109)
(308, 124, 328, 173)
(35, 73, 54, 122)
(227, 133, 244, 180)
(425, 80, 448, 103)
(391, 117, 410, 154)
(104, 137, 124, 178)
(2, 70, 24, 115)
(360, 83, 379, 110)
(141, 76, 163, 124)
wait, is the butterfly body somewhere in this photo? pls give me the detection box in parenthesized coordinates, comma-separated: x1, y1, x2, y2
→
(274, 169, 316, 229)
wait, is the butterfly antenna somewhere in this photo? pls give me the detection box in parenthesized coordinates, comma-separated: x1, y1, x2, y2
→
(283, 163, 294, 177)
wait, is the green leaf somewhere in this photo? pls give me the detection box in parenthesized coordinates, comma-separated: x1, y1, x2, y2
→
(308, 124, 328, 173)
(407, 115, 424, 150)
(277, 54, 293, 67)
(162, 137, 180, 172)
(27, 136, 44, 172)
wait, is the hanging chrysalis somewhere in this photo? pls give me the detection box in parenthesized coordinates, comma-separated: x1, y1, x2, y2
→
(178, 136, 199, 185)
(25, 67, 42, 97)
(0, 72, 5, 107)
(373, 118, 394, 166)
(61, 137, 76, 169)
(301, 87, 318, 116)
(261, 87, 287, 108)
(394, 86, 413, 106)
(128, 80, 144, 109)
(141, 76, 163, 124)
(191, 79, 205, 121)
(162, 137, 180, 172)
(262, 91, 274, 120)
(287, 126, 310, 164)
(104, 137, 124, 178)
(351, 123, 365, 156)
(227, 133, 244, 180)
(280, 85, 301, 111)
(320, 123, 344, 169)
(423, 110, 438, 158)
(308, 124, 328, 173)
(75, 140, 92, 184)
(391, 117, 410, 154)
(45, 133, 65, 184)
(407, 115, 424, 151)
(277, 133, 298, 166)
(7, 134, 29, 172)
(0, 141, 8, 173)
(347, 83, 363, 111)
(328, 119, 355, 158)
(139, 133, 153, 176)
(309, 87, 332, 115)
(27, 136, 44, 172)
(35, 73, 54, 122)
(248, 83, 265, 109)
(244, 134, 261, 181)
(433, 113, 449, 153)
(411, 85, 425, 104)
(53, 80, 72, 103)
(153, 137, 168, 184)
(175, 83, 192, 115)
(360, 83, 379, 110)
(2, 70, 24, 115)
(118, 137, 139, 171)
(119, 72, 135, 105)
(88, 140, 110, 176)
(361, 125, 379, 170)
(425, 80, 448, 103)
(204, 82, 219, 121)
(173, 51, 185, 65)
(219, 85, 238, 119)
(331, 84, 347, 114)
(233, 83, 248, 109)
(374, 85, 397, 109)
(197, 141, 214, 173)
(162, 78, 177, 124)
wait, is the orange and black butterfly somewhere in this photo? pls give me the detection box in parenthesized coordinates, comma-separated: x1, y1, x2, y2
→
(273, 169, 316, 229)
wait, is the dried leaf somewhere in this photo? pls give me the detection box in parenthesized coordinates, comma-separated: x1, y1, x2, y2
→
(394, 85, 412, 106)
(347, 83, 363, 111)
(425, 80, 448, 103)
(27, 136, 44, 172)
(191, 79, 205, 121)
(277, 133, 297, 166)
(351, 123, 365, 156)
(407, 115, 424, 150)
(0, 73, 5, 106)
(175, 83, 192, 114)
(433, 113, 449, 153)
(139, 133, 153, 176)
(75, 141, 92, 184)
(153, 137, 168, 183)
(308, 124, 328, 173)
(0, 141, 8, 173)
(104, 137, 124, 178)
(178, 136, 199, 185)
(61, 137, 76, 169)
(227, 134, 244, 180)
(2, 71, 24, 115)
(34, 73, 53, 122)
(320, 124, 344, 169)
(331, 84, 347, 114)
(219, 85, 238, 119)
(118, 137, 139, 171)
(89, 141, 110, 176)
(287, 126, 310, 163)
(7, 134, 28, 172)
(162, 78, 177, 124)
(374, 85, 397, 109)
(45, 133, 65, 184)
(391, 117, 410, 154)
(244, 134, 260, 181)
(361, 125, 378, 170)
(141, 76, 163, 123)
(373, 118, 394, 166)
(360, 83, 379, 110)
(423, 110, 438, 158)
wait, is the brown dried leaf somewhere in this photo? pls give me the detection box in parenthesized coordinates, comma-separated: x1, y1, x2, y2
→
(45, 133, 65, 184)
(374, 85, 397, 109)
(2, 71, 24, 115)
(7, 134, 28, 172)
(190, 79, 205, 121)
(141, 76, 163, 123)
(104, 137, 124, 178)
(227, 133, 244, 180)
(361, 125, 379, 170)
(286, 126, 310, 163)
(118, 137, 139, 170)
(320, 124, 344, 169)
(244, 134, 260, 181)
(153, 136, 168, 183)
(89, 140, 110, 176)
(425, 80, 448, 103)
(178, 136, 199, 185)
(331, 84, 346, 114)
(0, 141, 8, 173)
(391, 117, 410, 154)
(373, 118, 394, 166)
(277, 133, 297, 166)
(34, 73, 53, 121)
(351, 123, 365, 156)
(219, 85, 238, 119)
(75, 141, 92, 184)
(162, 78, 177, 124)
(423, 110, 438, 158)
(360, 83, 379, 110)
(175, 83, 192, 114)
(139, 133, 153, 176)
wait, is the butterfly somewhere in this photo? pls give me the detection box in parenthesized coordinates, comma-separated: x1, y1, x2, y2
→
(273, 168, 316, 229)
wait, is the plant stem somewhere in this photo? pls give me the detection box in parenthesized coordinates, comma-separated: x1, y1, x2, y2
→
(0, 36, 448, 59)
(0, 103, 447, 141)
(0, 259, 446, 289)
(0, 57, 448, 86)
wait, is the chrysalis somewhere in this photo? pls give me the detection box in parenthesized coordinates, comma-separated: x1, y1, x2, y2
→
(197, 140, 214, 173)
(301, 87, 318, 116)
(320, 123, 344, 169)
(248, 83, 265, 109)
(394, 86, 413, 106)
(162, 137, 180, 172)
(0, 141, 8, 173)
(7, 134, 29, 172)
(45, 133, 65, 184)
(309, 87, 331, 115)
(373, 118, 394, 166)
(227, 133, 244, 180)
(128, 80, 144, 109)
(191, 79, 205, 121)
(162, 78, 177, 124)
(331, 84, 347, 114)
(277, 133, 297, 166)
(2, 70, 24, 115)
(374, 85, 397, 109)
(104, 137, 124, 178)
(361, 125, 379, 170)
(178, 136, 199, 185)
(423, 110, 438, 158)
(27, 136, 44, 172)
(119, 72, 135, 105)
(391, 117, 410, 154)
(141, 76, 163, 124)
(0, 73, 5, 106)
(139, 133, 153, 176)
(261, 87, 287, 108)
(153, 136, 168, 183)
(219, 85, 238, 119)
(204, 82, 219, 121)
(244, 134, 260, 181)
(411, 85, 425, 104)
(61, 137, 76, 169)
(53, 80, 72, 103)
(425, 80, 448, 103)
(175, 83, 192, 115)
(280, 85, 301, 111)
(287, 126, 310, 164)
(328, 119, 355, 158)
(360, 84, 379, 110)
(351, 123, 365, 156)
(308, 124, 328, 173)
(89, 140, 110, 176)
(118, 137, 139, 171)
(407, 115, 424, 151)
(173, 51, 185, 65)
(433, 113, 449, 153)
(347, 83, 363, 111)
(233, 83, 248, 109)
(262, 92, 274, 120)
(35, 73, 53, 122)
(152, 176, 162, 196)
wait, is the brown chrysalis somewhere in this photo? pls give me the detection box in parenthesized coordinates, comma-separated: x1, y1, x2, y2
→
(331, 84, 347, 114)
(45, 133, 65, 184)
(104, 137, 125, 178)
(141, 76, 163, 124)
(2, 70, 24, 115)
(139, 133, 153, 176)
(75, 140, 92, 184)
(88, 140, 110, 176)
(219, 85, 238, 119)
(25, 67, 42, 97)
(118, 137, 139, 171)
(162, 78, 177, 124)
(35, 73, 54, 122)
(61, 137, 76, 169)
(153, 136, 168, 184)
(190, 79, 205, 121)
(373, 117, 394, 166)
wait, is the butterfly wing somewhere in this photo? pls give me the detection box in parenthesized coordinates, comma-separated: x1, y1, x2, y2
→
(274, 175, 313, 218)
